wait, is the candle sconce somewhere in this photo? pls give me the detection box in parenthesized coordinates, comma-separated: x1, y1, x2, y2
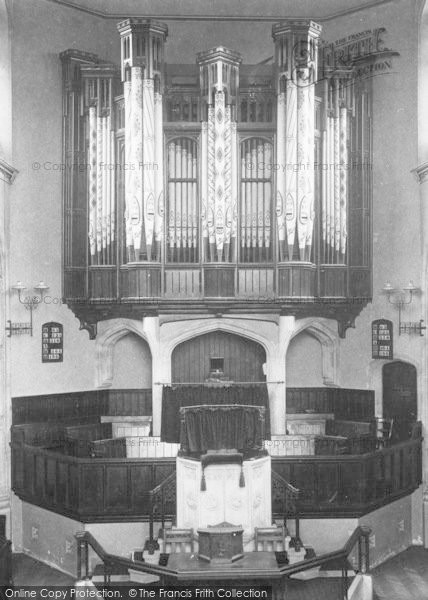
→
(382, 281, 426, 336)
(6, 281, 49, 337)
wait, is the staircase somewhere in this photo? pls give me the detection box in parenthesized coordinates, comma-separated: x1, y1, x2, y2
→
(77, 526, 371, 600)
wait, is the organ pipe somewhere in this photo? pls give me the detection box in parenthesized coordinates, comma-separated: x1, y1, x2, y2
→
(83, 67, 117, 266)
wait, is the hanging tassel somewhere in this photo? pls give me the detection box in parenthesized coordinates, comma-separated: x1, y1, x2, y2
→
(201, 469, 206, 491)
(239, 466, 245, 488)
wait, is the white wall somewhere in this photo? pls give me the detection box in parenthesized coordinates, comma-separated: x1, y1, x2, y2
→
(111, 333, 152, 388)
(8, 0, 118, 396)
(286, 332, 324, 387)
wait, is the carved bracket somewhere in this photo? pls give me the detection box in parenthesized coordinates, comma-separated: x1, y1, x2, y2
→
(78, 318, 97, 340)
(337, 315, 357, 339)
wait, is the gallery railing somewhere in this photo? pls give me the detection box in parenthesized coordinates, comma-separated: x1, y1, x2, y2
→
(11, 435, 421, 522)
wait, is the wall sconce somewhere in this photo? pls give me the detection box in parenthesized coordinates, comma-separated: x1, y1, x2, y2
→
(382, 281, 426, 336)
(6, 280, 49, 337)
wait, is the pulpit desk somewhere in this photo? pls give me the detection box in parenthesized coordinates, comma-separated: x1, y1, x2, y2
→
(164, 551, 284, 598)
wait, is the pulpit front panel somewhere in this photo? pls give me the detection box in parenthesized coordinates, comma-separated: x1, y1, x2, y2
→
(176, 455, 272, 540)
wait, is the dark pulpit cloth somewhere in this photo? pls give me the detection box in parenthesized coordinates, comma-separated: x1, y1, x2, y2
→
(179, 404, 265, 453)
(160, 383, 271, 442)
(200, 452, 245, 491)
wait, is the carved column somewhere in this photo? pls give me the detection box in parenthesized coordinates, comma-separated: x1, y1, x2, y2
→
(0, 160, 17, 525)
(413, 162, 428, 546)
(265, 316, 296, 436)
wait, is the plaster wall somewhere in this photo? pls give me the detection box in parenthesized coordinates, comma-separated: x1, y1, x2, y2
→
(111, 333, 152, 389)
(286, 332, 324, 387)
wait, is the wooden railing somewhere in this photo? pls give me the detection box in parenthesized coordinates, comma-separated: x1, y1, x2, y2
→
(11, 445, 175, 522)
(11, 436, 422, 522)
(272, 436, 422, 517)
(75, 525, 371, 597)
(278, 525, 372, 599)
(66, 264, 371, 303)
(145, 471, 177, 552)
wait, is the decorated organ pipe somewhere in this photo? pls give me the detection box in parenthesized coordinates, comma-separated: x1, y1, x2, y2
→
(320, 70, 353, 264)
(154, 87, 164, 261)
(276, 83, 287, 261)
(117, 18, 168, 261)
(81, 65, 118, 266)
(197, 47, 242, 263)
(273, 20, 322, 262)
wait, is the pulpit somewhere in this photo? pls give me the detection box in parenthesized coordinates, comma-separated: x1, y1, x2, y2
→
(176, 404, 272, 542)
(179, 404, 266, 456)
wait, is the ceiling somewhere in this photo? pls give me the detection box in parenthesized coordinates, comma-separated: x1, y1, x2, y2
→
(47, 0, 393, 21)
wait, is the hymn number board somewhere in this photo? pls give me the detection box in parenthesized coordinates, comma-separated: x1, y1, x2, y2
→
(42, 322, 63, 363)
(372, 319, 393, 359)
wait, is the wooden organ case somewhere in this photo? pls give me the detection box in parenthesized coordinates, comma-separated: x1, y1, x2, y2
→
(61, 19, 376, 338)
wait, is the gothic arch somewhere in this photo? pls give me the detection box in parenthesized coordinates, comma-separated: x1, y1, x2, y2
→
(95, 319, 154, 388)
(288, 319, 338, 386)
(162, 318, 274, 364)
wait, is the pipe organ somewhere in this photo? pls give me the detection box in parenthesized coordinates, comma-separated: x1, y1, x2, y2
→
(61, 18, 373, 335)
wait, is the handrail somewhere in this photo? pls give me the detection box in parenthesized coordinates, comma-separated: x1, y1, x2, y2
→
(75, 525, 371, 591)
(150, 471, 176, 498)
(75, 531, 176, 582)
(271, 470, 301, 543)
(279, 525, 371, 576)
(271, 470, 300, 495)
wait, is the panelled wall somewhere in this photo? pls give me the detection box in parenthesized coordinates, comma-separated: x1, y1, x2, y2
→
(171, 331, 266, 383)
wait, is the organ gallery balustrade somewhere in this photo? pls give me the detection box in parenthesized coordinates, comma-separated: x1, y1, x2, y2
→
(11, 439, 421, 521)
(12, 389, 419, 522)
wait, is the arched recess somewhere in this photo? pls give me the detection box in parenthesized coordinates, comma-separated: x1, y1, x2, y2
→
(286, 332, 324, 387)
(382, 360, 418, 441)
(161, 318, 285, 435)
(171, 330, 266, 383)
(111, 333, 152, 388)
(287, 320, 338, 386)
(96, 319, 153, 388)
